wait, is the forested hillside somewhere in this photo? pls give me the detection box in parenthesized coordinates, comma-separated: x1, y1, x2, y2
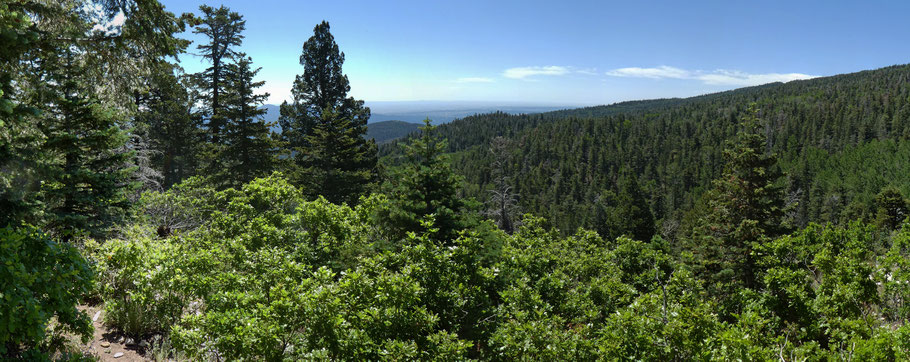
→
(382, 65, 910, 234)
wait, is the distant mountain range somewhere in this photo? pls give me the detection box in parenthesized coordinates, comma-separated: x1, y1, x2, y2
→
(259, 101, 581, 143)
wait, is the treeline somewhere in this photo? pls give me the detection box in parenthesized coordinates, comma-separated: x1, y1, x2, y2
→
(382, 65, 910, 236)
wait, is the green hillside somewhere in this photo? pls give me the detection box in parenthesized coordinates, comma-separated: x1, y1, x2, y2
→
(383, 64, 910, 234)
(366, 120, 422, 143)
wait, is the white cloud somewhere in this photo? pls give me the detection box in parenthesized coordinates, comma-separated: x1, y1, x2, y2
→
(503, 66, 571, 79)
(696, 70, 815, 86)
(456, 77, 495, 83)
(606, 65, 690, 79)
(605, 65, 816, 86)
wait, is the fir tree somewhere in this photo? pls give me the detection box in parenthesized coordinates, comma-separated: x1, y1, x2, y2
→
(215, 54, 278, 188)
(686, 104, 787, 293)
(38, 56, 135, 242)
(301, 108, 376, 204)
(386, 120, 465, 243)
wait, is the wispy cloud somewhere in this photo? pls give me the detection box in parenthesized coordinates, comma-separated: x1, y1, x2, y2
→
(605, 65, 816, 86)
(697, 70, 816, 86)
(456, 77, 495, 83)
(503, 66, 571, 79)
(606, 65, 690, 79)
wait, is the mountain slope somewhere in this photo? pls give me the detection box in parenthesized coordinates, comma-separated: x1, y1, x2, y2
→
(382, 64, 910, 233)
(366, 121, 421, 144)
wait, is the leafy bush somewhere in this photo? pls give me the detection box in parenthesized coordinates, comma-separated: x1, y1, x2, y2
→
(0, 226, 94, 358)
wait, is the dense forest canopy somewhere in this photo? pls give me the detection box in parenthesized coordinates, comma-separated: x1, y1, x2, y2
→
(381, 65, 910, 236)
(2, 0, 910, 360)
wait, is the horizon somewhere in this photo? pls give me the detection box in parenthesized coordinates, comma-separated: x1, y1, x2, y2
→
(161, 0, 910, 105)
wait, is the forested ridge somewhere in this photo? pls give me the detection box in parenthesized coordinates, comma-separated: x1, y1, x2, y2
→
(382, 65, 910, 234)
(4, 0, 910, 360)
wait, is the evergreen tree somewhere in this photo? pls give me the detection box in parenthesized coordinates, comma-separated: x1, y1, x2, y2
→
(386, 120, 465, 243)
(873, 187, 909, 231)
(282, 21, 376, 201)
(0, 4, 41, 227)
(594, 171, 655, 242)
(301, 108, 376, 204)
(139, 65, 203, 189)
(686, 104, 787, 294)
(215, 54, 278, 188)
(193, 4, 245, 144)
(38, 56, 135, 242)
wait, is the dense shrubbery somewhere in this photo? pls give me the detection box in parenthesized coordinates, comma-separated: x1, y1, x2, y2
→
(83, 173, 910, 360)
(0, 226, 94, 359)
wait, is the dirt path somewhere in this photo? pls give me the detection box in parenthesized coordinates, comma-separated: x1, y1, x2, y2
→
(77, 305, 148, 361)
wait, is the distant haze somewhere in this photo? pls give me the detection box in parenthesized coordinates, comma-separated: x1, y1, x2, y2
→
(260, 101, 582, 129)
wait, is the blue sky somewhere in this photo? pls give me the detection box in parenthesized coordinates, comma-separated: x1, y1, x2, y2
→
(160, 0, 910, 106)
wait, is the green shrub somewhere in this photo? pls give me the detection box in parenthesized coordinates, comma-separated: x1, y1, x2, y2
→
(87, 226, 190, 338)
(0, 226, 94, 358)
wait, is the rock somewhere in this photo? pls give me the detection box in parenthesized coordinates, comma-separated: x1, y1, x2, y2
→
(104, 349, 111, 354)
(139, 340, 149, 348)
(125, 337, 135, 345)
(113, 352, 124, 358)
(118, 336, 125, 343)
(100, 341, 110, 348)
(92, 311, 102, 322)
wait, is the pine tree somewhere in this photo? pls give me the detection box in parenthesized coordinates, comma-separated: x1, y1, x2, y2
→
(282, 21, 376, 201)
(193, 4, 245, 144)
(38, 56, 135, 242)
(686, 104, 787, 293)
(386, 120, 465, 243)
(215, 54, 278, 188)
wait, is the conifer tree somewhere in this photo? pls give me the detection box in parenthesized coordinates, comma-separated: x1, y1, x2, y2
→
(139, 65, 203, 189)
(301, 108, 376, 204)
(874, 187, 909, 231)
(215, 54, 278, 188)
(193, 4, 245, 144)
(484, 137, 520, 233)
(38, 56, 135, 242)
(282, 21, 376, 201)
(386, 120, 465, 243)
(594, 171, 655, 242)
(686, 104, 787, 293)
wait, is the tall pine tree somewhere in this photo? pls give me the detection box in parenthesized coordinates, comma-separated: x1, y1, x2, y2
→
(193, 4, 245, 144)
(281, 21, 376, 202)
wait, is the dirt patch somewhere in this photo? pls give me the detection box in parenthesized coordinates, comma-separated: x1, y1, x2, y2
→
(77, 305, 149, 361)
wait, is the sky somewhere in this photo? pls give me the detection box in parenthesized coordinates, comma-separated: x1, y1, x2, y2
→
(159, 0, 910, 106)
